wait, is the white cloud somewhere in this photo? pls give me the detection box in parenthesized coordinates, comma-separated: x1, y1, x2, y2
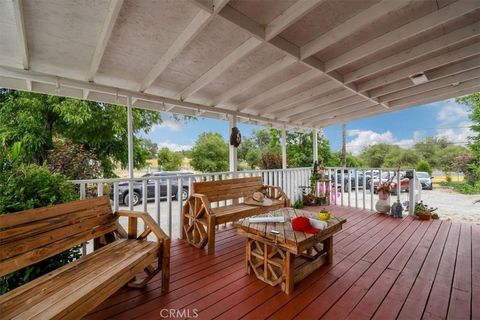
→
(346, 129, 416, 155)
(157, 142, 192, 152)
(153, 119, 183, 132)
(436, 121, 473, 146)
(436, 104, 469, 123)
(435, 103, 472, 145)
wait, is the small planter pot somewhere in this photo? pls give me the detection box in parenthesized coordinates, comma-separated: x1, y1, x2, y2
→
(417, 212, 431, 220)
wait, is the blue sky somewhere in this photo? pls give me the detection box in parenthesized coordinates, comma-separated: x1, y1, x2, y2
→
(142, 98, 473, 155)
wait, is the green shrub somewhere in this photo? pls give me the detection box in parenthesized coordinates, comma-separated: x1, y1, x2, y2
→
(0, 161, 80, 294)
(416, 160, 432, 175)
(439, 181, 480, 194)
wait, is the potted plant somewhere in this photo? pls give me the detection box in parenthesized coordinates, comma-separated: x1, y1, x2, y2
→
(377, 180, 392, 200)
(414, 201, 439, 220)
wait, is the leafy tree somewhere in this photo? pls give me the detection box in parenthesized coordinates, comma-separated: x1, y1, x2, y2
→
(416, 159, 432, 175)
(456, 93, 480, 185)
(157, 147, 182, 171)
(383, 148, 420, 168)
(0, 90, 162, 177)
(139, 138, 158, 159)
(345, 154, 362, 167)
(47, 137, 103, 180)
(191, 132, 229, 172)
(358, 144, 395, 168)
(261, 152, 283, 169)
(436, 145, 468, 173)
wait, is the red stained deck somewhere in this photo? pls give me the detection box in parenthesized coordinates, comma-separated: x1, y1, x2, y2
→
(85, 206, 478, 320)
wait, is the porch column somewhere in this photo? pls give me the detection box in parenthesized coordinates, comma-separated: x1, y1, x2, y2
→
(313, 128, 318, 163)
(127, 96, 134, 210)
(228, 114, 237, 173)
(281, 125, 287, 169)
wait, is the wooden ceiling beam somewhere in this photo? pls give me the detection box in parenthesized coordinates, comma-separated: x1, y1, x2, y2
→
(358, 42, 479, 92)
(274, 89, 352, 120)
(290, 95, 365, 122)
(211, 55, 296, 106)
(87, 0, 124, 82)
(265, 0, 324, 41)
(300, 0, 410, 60)
(324, 0, 480, 72)
(237, 69, 320, 112)
(177, 37, 262, 100)
(301, 100, 377, 125)
(139, 10, 211, 92)
(344, 22, 480, 84)
(260, 80, 339, 116)
(369, 54, 480, 97)
(379, 67, 480, 103)
(12, 0, 29, 70)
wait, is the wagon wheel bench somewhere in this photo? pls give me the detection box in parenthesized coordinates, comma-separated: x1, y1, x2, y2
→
(235, 208, 346, 294)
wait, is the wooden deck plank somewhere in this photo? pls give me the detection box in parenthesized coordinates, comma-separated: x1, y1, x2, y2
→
(371, 220, 441, 319)
(83, 206, 474, 320)
(422, 222, 461, 320)
(447, 223, 472, 320)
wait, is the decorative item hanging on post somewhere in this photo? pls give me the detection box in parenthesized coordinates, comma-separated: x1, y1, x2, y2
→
(230, 127, 241, 147)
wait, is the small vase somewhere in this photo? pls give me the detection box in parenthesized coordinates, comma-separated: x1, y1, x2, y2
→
(375, 199, 391, 214)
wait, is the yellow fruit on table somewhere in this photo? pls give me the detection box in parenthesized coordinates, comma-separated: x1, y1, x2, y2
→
(318, 211, 330, 221)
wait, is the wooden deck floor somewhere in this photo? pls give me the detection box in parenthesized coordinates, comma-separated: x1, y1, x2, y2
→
(85, 206, 479, 320)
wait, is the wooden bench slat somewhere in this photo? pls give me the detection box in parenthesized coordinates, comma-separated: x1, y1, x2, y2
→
(5, 241, 159, 320)
(0, 221, 118, 277)
(0, 213, 116, 260)
(0, 196, 111, 228)
(0, 240, 143, 314)
(0, 205, 113, 243)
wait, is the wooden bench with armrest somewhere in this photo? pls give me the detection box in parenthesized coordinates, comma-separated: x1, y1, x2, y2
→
(182, 177, 289, 254)
(0, 196, 169, 320)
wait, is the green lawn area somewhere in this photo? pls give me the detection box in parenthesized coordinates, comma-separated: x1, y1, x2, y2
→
(439, 181, 480, 195)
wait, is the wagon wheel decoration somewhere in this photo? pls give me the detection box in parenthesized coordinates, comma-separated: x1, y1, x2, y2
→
(183, 196, 208, 248)
(262, 186, 283, 201)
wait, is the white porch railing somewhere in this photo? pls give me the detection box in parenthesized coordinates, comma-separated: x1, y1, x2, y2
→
(70, 167, 421, 242)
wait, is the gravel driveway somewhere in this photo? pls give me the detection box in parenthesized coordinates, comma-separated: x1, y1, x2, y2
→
(421, 187, 480, 224)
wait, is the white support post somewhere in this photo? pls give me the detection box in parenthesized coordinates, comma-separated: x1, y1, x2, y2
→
(127, 96, 134, 211)
(282, 126, 287, 169)
(228, 114, 237, 174)
(313, 128, 318, 164)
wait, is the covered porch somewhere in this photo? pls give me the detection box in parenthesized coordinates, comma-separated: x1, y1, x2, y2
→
(85, 205, 479, 320)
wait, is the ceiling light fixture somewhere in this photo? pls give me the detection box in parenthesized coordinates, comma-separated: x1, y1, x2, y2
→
(409, 72, 429, 85)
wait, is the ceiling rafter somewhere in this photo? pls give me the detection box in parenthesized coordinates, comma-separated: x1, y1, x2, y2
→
(344, 21, 480, 84)
(369, 55, 480, 98)
(237, 69, 319, 112)
(0, 66, 318, 131)
(300, 0, 411, 60)
(274, 89, 353, 120)
(261, 81, 339, 116)
(215, 4, 388, 111)
(359, 42, 479, 92)
(177, 37, 262, 100)
(265, 0, 324, 41)
(317, 84, 480, 127)
(87, 0, 124, 82)
(290, 95, 365, 123)
(12, 0, 29, 70)
(211, 55, 296, 106)
(300, 100, 377, 125)
(378, 68, 480, 103)
(324, 0, 480, 72)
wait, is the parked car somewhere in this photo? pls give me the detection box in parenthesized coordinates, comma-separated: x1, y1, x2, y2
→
(416, 171, 433, 190)
(331, 169, 365, 190)
(110, 171, 192, 206)
(368, 171, 409, 195)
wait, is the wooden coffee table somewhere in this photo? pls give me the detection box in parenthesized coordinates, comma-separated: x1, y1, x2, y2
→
(236, 208, 346, 294)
